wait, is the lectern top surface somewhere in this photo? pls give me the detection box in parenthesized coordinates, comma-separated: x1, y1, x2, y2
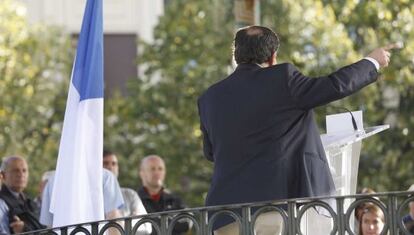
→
(320, 125, 389, 150)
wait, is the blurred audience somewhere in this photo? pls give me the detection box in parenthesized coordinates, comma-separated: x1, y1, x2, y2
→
(33, 171, 54, 213)
(40, 168, 124, 226)
(15, 153, 414, 235)
(103, 150, 151, 234)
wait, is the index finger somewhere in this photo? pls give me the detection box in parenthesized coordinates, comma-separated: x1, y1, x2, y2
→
(383, 43, 401, 51)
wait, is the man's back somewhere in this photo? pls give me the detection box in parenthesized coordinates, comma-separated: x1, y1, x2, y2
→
(200, 63, 328, 207)
(198, 25, 392, 234)
(198, 60, 378, 209)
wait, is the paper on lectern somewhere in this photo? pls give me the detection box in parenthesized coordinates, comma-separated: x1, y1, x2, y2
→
(326, 110, 363, 134)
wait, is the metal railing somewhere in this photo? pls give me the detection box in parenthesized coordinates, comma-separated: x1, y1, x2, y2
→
(23, 191, 414, 235)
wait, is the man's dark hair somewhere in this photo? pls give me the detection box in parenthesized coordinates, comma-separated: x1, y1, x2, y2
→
(233, 25, 280, 65)
(103, 149, 114, 158)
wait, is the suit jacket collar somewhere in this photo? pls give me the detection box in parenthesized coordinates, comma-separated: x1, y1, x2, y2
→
(138, 186, 175, 201)
(1, 185, 21, 199)
(235, 63, 261, 71)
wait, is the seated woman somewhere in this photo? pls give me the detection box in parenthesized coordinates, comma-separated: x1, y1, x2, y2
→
(358, 204, 385, 235)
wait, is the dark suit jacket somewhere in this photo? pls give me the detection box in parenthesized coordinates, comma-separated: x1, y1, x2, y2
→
(197, 60, 378, 229)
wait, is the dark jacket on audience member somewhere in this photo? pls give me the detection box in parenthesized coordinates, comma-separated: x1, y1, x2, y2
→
(0, 186, 45, 233)
(138, 187, 189, 235)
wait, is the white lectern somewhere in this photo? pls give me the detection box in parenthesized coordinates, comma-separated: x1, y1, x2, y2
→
(300, 124, 389, 234)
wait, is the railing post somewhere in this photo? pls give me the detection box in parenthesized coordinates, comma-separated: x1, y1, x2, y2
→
(91, 222, 99, 235)
(59, 227, 68, 235)
(387, 194, 398, 235)
(241, 206, 251, 235)
(336, 197, 345, 235)
(200, 210, 209, 235)
(160, 215, 169, 235)
(288, 201, 296, 235)
(124, 218, 132, 235)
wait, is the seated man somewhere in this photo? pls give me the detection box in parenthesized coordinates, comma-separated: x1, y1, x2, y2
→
(40, 168, 124, 226)
(0, 156, 45, 234)
(138, 155, 190, 235)
(103, 150, 151, 234)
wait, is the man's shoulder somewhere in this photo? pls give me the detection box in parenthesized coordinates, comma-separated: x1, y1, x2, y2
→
(403, 214, 414, 223)
(198, 63, 295, 99)
(121, 187, 138, 198)
(103, 168, 114, 178)
(121, 187, 136, 194)
(198, 77, 229, 103)
(263, 62, 295, 74)
(0, 187, 15, 208)
(102, 168, 118, 187)
(162, 190, 186, 210)
(162, 189, 183, 201)
(0, 197, 9, 234)
(0, 197, 10, 217)
(0, 186, 9, 197)
(0, 198, 8, 209)
(137, 187, 150, 199)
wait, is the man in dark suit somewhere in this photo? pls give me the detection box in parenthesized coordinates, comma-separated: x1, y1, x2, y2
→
(197, 25, 394, 235)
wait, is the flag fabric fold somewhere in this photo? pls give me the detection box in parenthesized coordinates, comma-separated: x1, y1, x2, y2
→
(50, 0, 104, 227)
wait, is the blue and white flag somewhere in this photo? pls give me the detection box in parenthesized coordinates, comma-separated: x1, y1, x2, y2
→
(50, 0, 104, 227)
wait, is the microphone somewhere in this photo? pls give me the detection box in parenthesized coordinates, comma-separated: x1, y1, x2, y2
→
(329, 107, 358, 131)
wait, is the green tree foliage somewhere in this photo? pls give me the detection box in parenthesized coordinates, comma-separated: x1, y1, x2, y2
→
(262, 0, 360, 73)
(0, 0, 72, 196)
(104, 0, 235, 206)
(322, 0, 414, 192)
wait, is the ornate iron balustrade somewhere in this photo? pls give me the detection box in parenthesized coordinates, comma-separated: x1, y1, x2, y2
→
(22, 191, 414, 235)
